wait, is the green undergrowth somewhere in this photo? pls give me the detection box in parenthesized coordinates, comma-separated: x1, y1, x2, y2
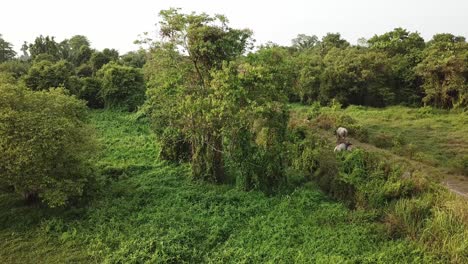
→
(0, 110, 438, 263)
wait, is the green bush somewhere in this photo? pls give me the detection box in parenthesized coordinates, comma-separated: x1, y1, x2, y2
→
(97, 62, 145, 111)
(0, 60, 30, 79)
(23, 59, 74, 92)
(0, 84, 97, 207)
(371, 132, 394, 148)
(450, 155, 468, 176)
(347, 124, 369, 142)
(78, 77, 104, 109)
(158, 127, 191, 163)
(306, 101, 322, 120)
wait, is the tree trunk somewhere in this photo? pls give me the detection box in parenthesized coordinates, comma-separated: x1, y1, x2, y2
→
(23, 191, 39, 205)
(212, 135, 225, 183)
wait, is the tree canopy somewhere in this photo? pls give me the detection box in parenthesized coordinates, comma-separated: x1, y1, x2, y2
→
(0, 34, 16, 63)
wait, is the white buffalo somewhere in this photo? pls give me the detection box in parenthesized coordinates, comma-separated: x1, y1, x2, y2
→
(336, 127, 348, 143)
(334, 142, 353, 152)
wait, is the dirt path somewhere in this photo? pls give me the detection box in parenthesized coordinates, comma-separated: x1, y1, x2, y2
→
(315, 128, 468, 198)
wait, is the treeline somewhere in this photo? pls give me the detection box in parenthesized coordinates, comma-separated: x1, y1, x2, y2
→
(254, 29, 467, 109)
(1, 24, 467, 111)
(0, 34, 146, 110)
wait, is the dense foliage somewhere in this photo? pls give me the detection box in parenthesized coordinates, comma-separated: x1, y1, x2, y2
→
(0, 33, 146, 111)
(1, 26, 467, 109)
(98, 62, 146, 111)
(416, 34, 468, 108)
(145, 9, 289, 190)
(0, 83, 97, 207)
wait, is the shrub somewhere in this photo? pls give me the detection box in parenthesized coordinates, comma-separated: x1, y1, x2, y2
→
(450, 155, 468, 176)
(347, 124, 369, 142)
(315, 113, 336, 130)
(97, 62, 145, 111)
(416, 106, 436, 118)
(158, 127, 191, 163)
(23, 59, 74, 92)
(371, 132, 394, 148)
(78, 77, 104, 109)
(0, 84, 97, 207)
(385, 194, 434, 239)
(306, 101, 322, 120)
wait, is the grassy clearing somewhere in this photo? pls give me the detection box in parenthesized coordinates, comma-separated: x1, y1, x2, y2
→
(0, 110, 437, 263)
(342, 106, 467, 176)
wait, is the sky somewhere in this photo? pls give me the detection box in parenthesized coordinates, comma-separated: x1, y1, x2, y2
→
(1, 0, 467, 54)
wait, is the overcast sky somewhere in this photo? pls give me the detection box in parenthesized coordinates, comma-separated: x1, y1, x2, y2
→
(1, 0, 467, 54)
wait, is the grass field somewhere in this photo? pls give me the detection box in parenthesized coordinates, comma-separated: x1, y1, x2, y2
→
(343, 106, 467, 175)
(0, 110, 439, 263)
(292, 104, 468, 175)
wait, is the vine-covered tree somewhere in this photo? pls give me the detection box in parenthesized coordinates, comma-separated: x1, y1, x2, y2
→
(146, 8, 253, 182)
(145, 9, 289, 190)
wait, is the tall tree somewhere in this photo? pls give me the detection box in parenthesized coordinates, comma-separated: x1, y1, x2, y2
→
(146, 8, 253, 182)
(66, 35, 92, 66)
(416, 34, 468, 109)
(368, 28, 426, 105)
(319, 33, 350, 55)
(146, 9, 289, 190)
(246, 45, 299, 101)
(28, 35, 61, 61)
(294, 49, 323, 103)
(90, 48, 119, 72)
(19, 41, 30, 61)
(97, 62, 145, 111)
(292, 34, 318, 50)
(121, 50, 147, 68)
(0, 34, 16, 62)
